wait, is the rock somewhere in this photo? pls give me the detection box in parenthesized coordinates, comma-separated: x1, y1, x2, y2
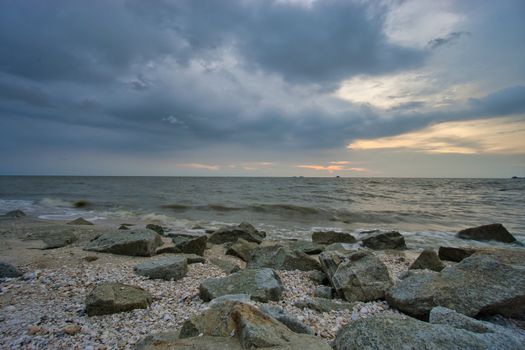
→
(208, 222, 265, 244)
(314, 286, 333, 299)
(135, 331, 181, 350)
(386, 250, 525, 319)
(260, 304, 313, 334)
(285, 240, 325, 254)
(226, 238, 259, 262)
(457, 223, 516, 243)
(73, 200, 91, 208)
(83, 255, 99, 262)
(84, 229, 162, 256)
(0, 261, 22, 278)
(361, 231, 406, 250)
(118, 225, 129, 230)
(85, 282, 152, 316)
(209, 257, 241, 274)
(138, 336, 243, 350)
(63, 324, 81, 335)
(312, 231, 357, 245)
(232, 303, 331, 349)
(409, 248, 445, 272)
(307, 270, 329, 285)
(67, 217, 94, 225)
(199, 268, 283, 302)
(4, 209, 26, 217)
(247, 245, 321, 271)
(42, 230, 78, 249)
(134, 256, 188, 281)
(318, 250, 348, 282)
(325, 243, 357, 252)
(176, 253, 205, 264)
(331, 250, 392, 302)
(334, 310, 525, 350)
(146, 224, 164, 235)
(294, 297, 354, 313)
(438, 246, 478, 262)
(27, 325, 43, 335)
(171, 235, 207, 256)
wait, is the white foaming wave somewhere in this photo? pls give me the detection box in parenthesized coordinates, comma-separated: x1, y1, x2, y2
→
(39, 198, 73, 208)
(0, 199, 35, 214)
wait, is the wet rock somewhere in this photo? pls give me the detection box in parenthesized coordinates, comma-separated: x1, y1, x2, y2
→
(247, 245, 321, 271)
(312, 231, 357, 245)
(209, 257, 241, 274)
(134, 256, 187, 281)
(361, 231, 406, 250)
(0, 261, 22, 278)
(85, 282, 152, 316)
(171, 235, 207, 256)
(438, 246, 478, 262)
(146, 224, 164, 235)
(387, 250, 525, 319)
(294, 297, 354, 313)
(67, 217, 94, 225)
(226, 238, 258, 262)
(409, 248, 445, 272)
(199, 268, 283, 302)
(331, 250, 392, 302)
(457, 223, 516, 243)
(4, 209, 26, 218)
(314, 286, 333, 299)
(208, 222, 265, 244)
(260, 304, 313, 334)
(84, 229, 162, 256)
(334, 309, 525, 350)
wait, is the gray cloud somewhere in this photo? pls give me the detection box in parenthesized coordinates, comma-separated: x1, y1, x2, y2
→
(427, 31, 470, 50)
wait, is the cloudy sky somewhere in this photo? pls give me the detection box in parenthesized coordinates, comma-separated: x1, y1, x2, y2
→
(0, 0, 524, 177)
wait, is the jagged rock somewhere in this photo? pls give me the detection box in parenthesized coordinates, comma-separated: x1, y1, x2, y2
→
(134, 256, 187, 281)
(0, 261, 22, 278)
(334, 309, 525, 350)
(294, 297, 354, 313)
(260, 304, 313, 334)
(209, 257, 241, 274)
(135, 331, 181, 350)
(42, 230, 78, 249)
(247, 245, 321, 271)
(314, 286, 333, 299)
(409, 248, 445, 272)
(118, 225, 129, 230)
(307, 270, 329, 285)
(146, 224, 164, 235)
(387, 250, 525, 319)
(226, 238, 258, 261)
(319, 250, 348, 283)
(361, 231, 406, 250)
(208, 222, 265, 244)
(84, 229, 162, 256)
(331, 250, 392, 302)
(85, 282, 152, 316)
(199, 268, 283, 302)
(438, 246, 478, 262)
(3, 209, 26, 217)
(457, 223, 516, 243)
(312, 231, 357, 245)
(285, 240, 325, 254)
(67, 217, 94, 225)
(170, 235, 207, 256)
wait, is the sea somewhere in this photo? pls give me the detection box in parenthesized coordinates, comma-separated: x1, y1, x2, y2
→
(1, 176, 524, 249)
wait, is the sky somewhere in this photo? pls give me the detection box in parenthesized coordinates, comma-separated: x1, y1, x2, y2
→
(0, 0, 524, 177)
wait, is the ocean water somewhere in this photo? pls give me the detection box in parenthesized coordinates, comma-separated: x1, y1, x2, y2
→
(1, 176, 524, 248)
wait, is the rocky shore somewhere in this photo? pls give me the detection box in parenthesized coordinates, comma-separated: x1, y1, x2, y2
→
(1, 211, 524, 349)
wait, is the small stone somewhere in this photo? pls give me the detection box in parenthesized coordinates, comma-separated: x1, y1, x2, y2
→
(64, 324, 82, 335)
(83, 256, 99, 262)
(28, 325, 42, 335)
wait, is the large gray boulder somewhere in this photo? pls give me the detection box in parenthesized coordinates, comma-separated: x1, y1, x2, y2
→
(134, 256, 188, 281)
(199, 268, 283, 302)
(334, 308, 525, 350)
(226, 238, 259, 261)
(171, 235, 207, 256)
(0, 261, 22, 278)
(208, 222, 265, 244)
(331, 250, 392, 302)
(438, 246, 478, 262)
(42, 230, 78, 249)
(285, 240, 325, 254)
(85, 282, 152, 316)
(259, 304, 313, 334)
(362, 231, 406, 250)
(387, 250, 525, 319)
(312, 231, 357, 245)
(209, 257, 241, 274)
(319, 250, 349, 282)
(247, 245, 321, 271)
(457, 223, 516, 243)
(84, 229, 162, 256)
(409, 248, 445, 272)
